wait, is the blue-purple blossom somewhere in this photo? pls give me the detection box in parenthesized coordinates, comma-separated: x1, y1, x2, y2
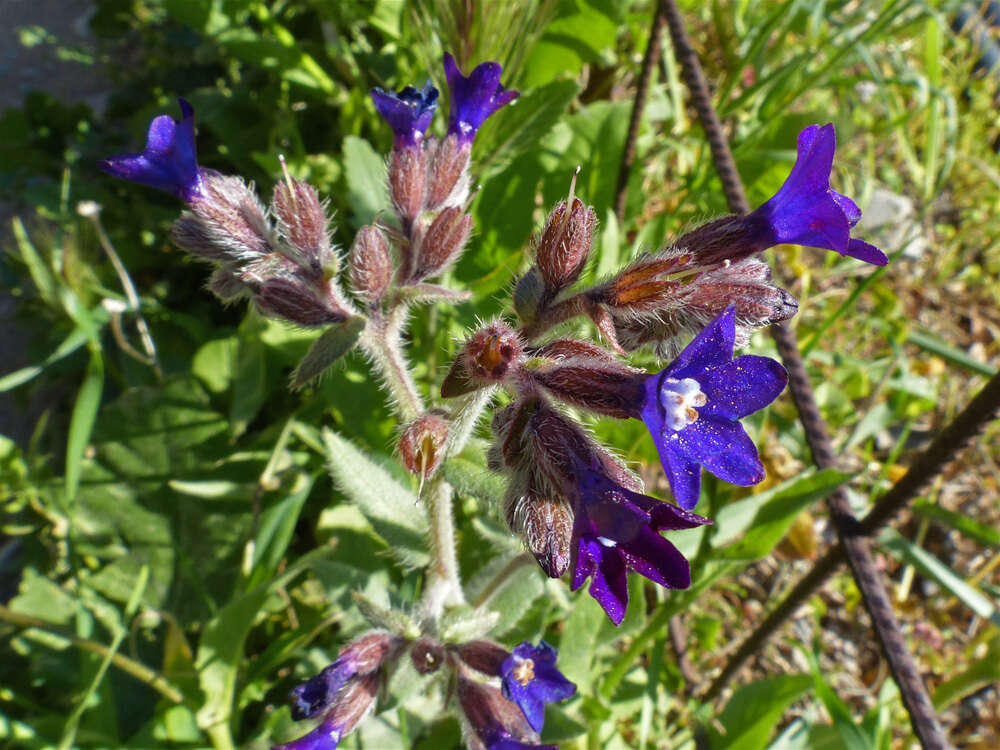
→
(99, 98, 203, 201)
(640, 307, 787, 511)
(486, 735, 556, 750)
(443, 52, 519, 143)
(273, 719, 343, 750)
(370, 81, 439, 149)
(289, 661, 355, 721)
(500, 641, 576, 732)
(750, 124, 888, 265)
(571, 465, 710, 624)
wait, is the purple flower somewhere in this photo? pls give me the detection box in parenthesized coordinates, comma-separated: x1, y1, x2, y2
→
(443, 52, 519, 143)
(370, 81, 439, 149)
(571, 466, 710, 625)
(99, 98, 203, 201)
(750, 124, 887, 265)
(500, 641, 576, 732)
(289, 661, 355, 721)
(273, 719, 343, 750)
(640, 307, 787, 511)
(486, 735, 556, 750)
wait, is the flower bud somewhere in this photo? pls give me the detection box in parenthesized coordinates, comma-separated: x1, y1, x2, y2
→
(457, 674, 538, 750)
(410, 638, 446, 675)
(254, 277, 349, 327)
(672, 214, 761, 267)
(533, 361, 645, 419)
(425, 134, 471, 210)
(531, 338, 619, 363)
(596, 252, 689, 312)
(272, 176, 334, 275)
(411, 207, 472, 282)
(398, 412, 449, 478)
(512, 491, 573, 578)
(350, 225, 392, 303)
(457, 640, 509, 676)
(536, 198, 596, 291)
(389, 147, 427, 224)
(173, 171, 273, 261)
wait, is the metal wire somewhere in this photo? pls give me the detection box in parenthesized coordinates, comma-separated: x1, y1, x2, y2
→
(659, 1, 956, 746)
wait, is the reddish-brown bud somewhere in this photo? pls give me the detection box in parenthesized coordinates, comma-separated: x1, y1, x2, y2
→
(506, 488, 574, 579)
(531, 338, 619, 363)
(411, 207, 472, 282)
(533, 361, 645, 419)
(326, 671, 379, 738)
(457, 674, 536, 748)
(536, 197, 596, 291)
(350, 225, 392, 303)
(410, 638, 446, 675)
(254, 277, 349, 327)
(398, 412, 449, 478)
(389, 147, 427, 223)
(597, 252, 690, 312)
(338, 632, 396, 675)
(176, 172, 273, 260)
(461, 322, 523, 385)
(457, 640, 509, 676)
(491, 398, 540, 469)
(272, 177, 334, 274)
(426, 134, 471, 210)
(673, 214, 765, 267)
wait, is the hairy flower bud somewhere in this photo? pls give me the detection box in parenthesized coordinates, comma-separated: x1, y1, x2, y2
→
(254, 277, 349, 327)
(272, 176, 334, 275)
(350, 225, 392, 303)
(510, 490, 573, 578)
(410, 638, 446, 675)
(398, 412, 449, 478)
(533, 360, 645, 419)
(596, 251, 690, 312)
(457, 640, 509, 676)
(425, 134, 471, 210)
(536, 197, 596, 291)
(171, 171, 273, 262)
(389, 147, 427, 223)
(457, 674, 539, 750)
(411, 207, 472, 282)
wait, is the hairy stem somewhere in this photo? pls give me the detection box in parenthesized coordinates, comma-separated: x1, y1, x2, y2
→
(420, 475, 465, 624)
(359, 313, 424, 422)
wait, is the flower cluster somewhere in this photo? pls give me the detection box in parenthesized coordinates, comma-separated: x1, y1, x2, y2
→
(102, 49, 884, 749)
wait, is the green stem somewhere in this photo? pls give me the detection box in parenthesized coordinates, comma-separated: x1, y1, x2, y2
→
(420, 476, 465, 624)
(359, 314, 424, 422)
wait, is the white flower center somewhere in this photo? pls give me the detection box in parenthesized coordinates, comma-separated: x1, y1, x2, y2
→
(659, 377, 707, 432)
(597, 536, 617, 548)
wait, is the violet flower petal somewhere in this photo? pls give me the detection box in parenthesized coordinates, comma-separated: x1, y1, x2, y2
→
(443, 52, 519, 143)
(674, 415, 765, 487)
(500, 642, 576, 733)
(618, 527, 691, 589)
(99, 98, 203, 202)
(697, 355, 788, 420)
(370, 81, 438, 149)
(272, 720, 342, 750)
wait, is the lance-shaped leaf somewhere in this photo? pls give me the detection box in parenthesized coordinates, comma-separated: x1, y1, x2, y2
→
(291, 315, 366, 388)
(322, 428, 429, 570)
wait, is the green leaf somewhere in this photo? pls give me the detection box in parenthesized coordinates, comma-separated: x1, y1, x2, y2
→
(191, 337, 237, 394)
(230, 313, 268, 437)
(481, 79, 580, 173)
(442, 456, 506, 506)
(0, 327, 89, 392)
(343, 135, 389, 228)
(247, 472, 316, 588)
(804, 647, 874, 750)
(322, 428, 429, 570)
(194, 550, 329, 737)
(911, 498, 1000, 548)
(707, 674, 813, 750)
(11, 217, 57, 306)
(879, 528, 1000, 628)
(558, 591, 609, 689)
(932, 635, 1000, 711)
(712, 468, 851, 557)
(65, 351, 104, 505)
(291, 316, 366, 388)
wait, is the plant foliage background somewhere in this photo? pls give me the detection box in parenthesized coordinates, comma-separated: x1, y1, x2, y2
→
(1, 0, 999, 748)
